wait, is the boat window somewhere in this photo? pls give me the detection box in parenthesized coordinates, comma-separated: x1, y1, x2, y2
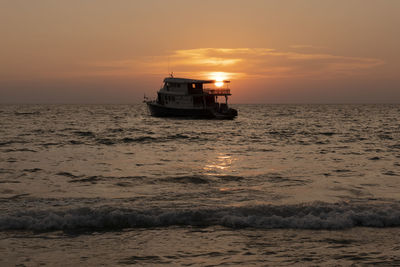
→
(168, 83, 179, 88)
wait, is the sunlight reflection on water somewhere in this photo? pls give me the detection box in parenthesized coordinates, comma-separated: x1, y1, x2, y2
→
(203, 153, 235, 175)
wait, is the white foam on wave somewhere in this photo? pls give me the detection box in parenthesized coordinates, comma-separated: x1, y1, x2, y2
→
(1, 202, 399, 231)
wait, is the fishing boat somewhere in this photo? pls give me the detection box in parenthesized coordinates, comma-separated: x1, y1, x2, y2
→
(145, 76, 238, 119)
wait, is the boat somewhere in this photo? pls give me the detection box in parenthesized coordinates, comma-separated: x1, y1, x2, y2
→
(145, 76, 238, 119)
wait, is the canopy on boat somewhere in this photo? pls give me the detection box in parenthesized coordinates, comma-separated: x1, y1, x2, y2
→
(164, 77, 230, 84)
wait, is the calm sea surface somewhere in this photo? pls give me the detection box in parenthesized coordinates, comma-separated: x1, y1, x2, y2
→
(1, 104, 400, 266)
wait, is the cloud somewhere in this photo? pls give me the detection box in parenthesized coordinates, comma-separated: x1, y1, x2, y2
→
(169, 48, 384, 80)
(289, 44, 328, 50)
(78, 47, 384, 81)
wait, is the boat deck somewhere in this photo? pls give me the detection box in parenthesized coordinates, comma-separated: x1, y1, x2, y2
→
(203, 88, 231, 95)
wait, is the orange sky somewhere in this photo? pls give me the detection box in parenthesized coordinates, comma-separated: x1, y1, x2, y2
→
(1, 0, 399, 103)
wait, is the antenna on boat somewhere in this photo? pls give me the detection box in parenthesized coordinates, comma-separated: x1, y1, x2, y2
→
(167, 55, 174, 77)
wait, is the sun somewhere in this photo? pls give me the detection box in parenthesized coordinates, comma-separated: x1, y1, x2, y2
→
(209, 72, 228, 87)
(215, 80, 224, 87)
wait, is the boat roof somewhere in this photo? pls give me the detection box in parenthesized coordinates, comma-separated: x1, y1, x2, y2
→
(164, 77, 230, 84)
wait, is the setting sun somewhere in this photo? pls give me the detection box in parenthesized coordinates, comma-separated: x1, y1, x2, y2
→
(215, 81, 224, 87)
(209, 72, 228, 87)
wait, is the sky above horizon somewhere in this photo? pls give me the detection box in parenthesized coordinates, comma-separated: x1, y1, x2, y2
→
(1, 0, 399, 104)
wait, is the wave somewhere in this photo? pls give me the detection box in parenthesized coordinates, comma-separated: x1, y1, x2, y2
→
(163, 175, 211, 184)
(95, 134, 202, 145)
(121, 136, 158, 143)
(157, 175, 244, 185)
(3, 148, 37, 152)
(14, 111, 41, 116)
(1, 202, 399, 232)
(0, 140, 28, 147)
(74, 131, 95, 137)
(56, 171, 82, 178)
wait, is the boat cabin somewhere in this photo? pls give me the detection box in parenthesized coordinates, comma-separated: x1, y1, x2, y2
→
(156, 77, 231, 110)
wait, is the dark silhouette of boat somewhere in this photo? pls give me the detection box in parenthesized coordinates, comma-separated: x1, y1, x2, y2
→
(146, 76, 238, 119)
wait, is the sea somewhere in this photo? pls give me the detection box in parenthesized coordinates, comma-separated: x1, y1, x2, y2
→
(0, 104, 400, 266)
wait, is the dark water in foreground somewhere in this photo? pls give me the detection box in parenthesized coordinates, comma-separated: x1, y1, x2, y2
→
(1, 104, 400, 266)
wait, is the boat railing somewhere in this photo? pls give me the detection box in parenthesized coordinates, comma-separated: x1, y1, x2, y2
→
(203, 88, 231, 95)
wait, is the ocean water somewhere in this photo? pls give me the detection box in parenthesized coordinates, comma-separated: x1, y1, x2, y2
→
(1, 104, 400, 266)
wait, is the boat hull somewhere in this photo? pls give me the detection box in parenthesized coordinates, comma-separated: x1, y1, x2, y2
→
(147, 102, 237, 119)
